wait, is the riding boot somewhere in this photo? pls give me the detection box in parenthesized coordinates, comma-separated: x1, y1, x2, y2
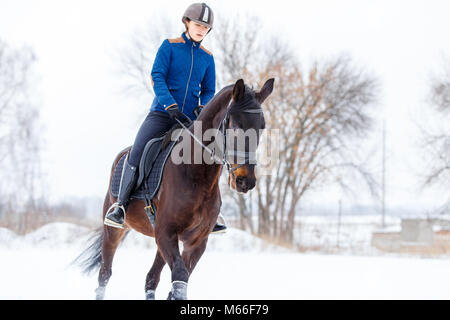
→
(211, 222, 227, 234)
(104, 155, 138, 229)
(211, 214, 227, 234)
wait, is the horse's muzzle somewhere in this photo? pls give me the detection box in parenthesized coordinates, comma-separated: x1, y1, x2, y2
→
(234, 175, 256, 193)
(228, 164, 257, 193)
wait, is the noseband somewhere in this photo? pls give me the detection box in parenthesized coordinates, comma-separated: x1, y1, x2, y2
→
(219, 106, 263, 174)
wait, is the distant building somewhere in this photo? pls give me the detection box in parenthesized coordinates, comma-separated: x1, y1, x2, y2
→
(371, 218, 450, 255)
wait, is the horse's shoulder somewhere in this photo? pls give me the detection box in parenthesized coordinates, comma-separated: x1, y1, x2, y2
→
(200, 45, 213, 56)
(168, 37, 186, 44)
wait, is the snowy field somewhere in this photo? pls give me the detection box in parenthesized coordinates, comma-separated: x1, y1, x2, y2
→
(1, 222, 450, 300)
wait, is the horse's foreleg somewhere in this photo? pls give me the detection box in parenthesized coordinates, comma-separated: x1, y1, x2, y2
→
(96, 226, 127, 300)
(144, 249, 166, 300)
(156, 232, 189, 300)
(182, 238, 208, 276)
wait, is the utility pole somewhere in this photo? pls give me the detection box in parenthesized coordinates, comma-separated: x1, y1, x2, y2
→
(381, 120, 386, 229)
(337, 198, 342, 248)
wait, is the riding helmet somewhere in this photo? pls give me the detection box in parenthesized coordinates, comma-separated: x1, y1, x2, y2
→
(182, 3, 214, 30)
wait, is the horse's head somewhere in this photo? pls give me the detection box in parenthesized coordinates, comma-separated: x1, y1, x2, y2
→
(226, 78, 274, 193)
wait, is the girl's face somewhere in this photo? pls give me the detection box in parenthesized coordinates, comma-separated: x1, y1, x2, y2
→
(186, 20, 210, 42)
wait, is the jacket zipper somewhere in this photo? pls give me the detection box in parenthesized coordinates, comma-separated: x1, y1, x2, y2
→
(182, 43, 195, 113)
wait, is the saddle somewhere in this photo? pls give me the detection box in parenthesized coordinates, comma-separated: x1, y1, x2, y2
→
(111, 136, 178, 225)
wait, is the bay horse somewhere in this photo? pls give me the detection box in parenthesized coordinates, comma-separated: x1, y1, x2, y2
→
(75, 78, 274, 300)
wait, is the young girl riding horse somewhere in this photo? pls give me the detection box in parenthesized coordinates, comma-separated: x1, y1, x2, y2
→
(104, 3, 226, 233)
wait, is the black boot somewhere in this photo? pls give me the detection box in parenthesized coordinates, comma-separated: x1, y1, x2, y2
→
(104, 155, 138, 229)
(211, 214, 227, 234)
(211, 222, 227, 234)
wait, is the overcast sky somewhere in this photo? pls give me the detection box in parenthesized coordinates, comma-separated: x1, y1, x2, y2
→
(1, 0, 449, 212)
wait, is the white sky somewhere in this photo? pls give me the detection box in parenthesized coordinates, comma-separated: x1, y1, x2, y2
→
(1, 0, 449, 212)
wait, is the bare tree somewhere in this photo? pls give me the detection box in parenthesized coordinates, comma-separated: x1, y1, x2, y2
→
(249, 56, 378, 244)
(0, 39, 43, 232)
(116, 17, 175, 97)
(430, 62, 450, 112)
(212, 16, 379, 244)
(421, 60, 450, 211)
(211, 13, 263, 88)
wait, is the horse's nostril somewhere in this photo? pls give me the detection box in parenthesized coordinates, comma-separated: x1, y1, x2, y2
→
(236, 177, 248, 191)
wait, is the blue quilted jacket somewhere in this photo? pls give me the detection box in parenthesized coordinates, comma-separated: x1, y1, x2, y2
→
(150, 32, 216, 120)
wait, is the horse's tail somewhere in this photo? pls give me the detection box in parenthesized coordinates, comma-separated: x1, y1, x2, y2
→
(72, 195, 130, 275)
(72, 227, 131, 275)
(72, 147, 132, 276)
(72, 227, 105, 275)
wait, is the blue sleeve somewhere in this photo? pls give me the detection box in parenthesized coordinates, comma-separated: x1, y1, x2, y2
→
(200, 55, 216, 107)
(151, 40, 177, 109)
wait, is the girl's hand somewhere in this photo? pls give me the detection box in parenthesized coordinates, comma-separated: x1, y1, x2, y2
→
(167, 105, 192, 126)
(166, 104, 184, 120)
(193, 105, 204, 118)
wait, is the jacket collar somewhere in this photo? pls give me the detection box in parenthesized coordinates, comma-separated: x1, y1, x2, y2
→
(182, 32, 202, 47)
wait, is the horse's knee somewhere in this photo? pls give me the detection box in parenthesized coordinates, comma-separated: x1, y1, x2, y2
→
(156, 233, 188, 282)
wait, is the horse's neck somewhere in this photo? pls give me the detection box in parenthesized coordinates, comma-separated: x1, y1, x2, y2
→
(184, 89, 232, 189)
(197, 89, 232, 130)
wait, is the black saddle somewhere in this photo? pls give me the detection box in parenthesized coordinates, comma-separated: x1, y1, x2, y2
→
(111, 137, 177, 201)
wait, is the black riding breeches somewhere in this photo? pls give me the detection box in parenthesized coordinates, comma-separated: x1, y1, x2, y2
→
(128, 111, 176, 168)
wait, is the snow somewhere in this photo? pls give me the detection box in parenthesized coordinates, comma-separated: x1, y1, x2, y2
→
(1, 222, 450, 300)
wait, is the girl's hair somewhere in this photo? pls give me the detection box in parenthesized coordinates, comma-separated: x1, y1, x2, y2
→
(184, 18, 191, 31)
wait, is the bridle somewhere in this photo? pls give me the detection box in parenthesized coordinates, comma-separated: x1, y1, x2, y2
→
(174, 98, 264, 180)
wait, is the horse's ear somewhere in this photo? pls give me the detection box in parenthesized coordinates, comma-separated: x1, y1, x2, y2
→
(256, 78, 275, 104)
(232, 79, 245, 102)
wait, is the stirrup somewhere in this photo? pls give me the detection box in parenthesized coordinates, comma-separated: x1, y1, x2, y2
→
(104, 202, 126, 229)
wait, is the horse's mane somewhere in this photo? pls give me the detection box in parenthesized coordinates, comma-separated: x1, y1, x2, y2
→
(161, 83, 259, 149)
(161, 85, 234, 148)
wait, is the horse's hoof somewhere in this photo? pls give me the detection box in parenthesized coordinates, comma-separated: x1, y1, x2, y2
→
(95, 286, 105, 300)
(167, 281, 187, 300)
(145, 290, 155, 300)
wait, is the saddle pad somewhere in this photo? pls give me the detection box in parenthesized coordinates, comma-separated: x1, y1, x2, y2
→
(111, 139, 178, 201)
(110, 153, 126, 198)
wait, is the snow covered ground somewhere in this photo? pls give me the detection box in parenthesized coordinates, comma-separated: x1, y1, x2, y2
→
(1, 222, 450, 300)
